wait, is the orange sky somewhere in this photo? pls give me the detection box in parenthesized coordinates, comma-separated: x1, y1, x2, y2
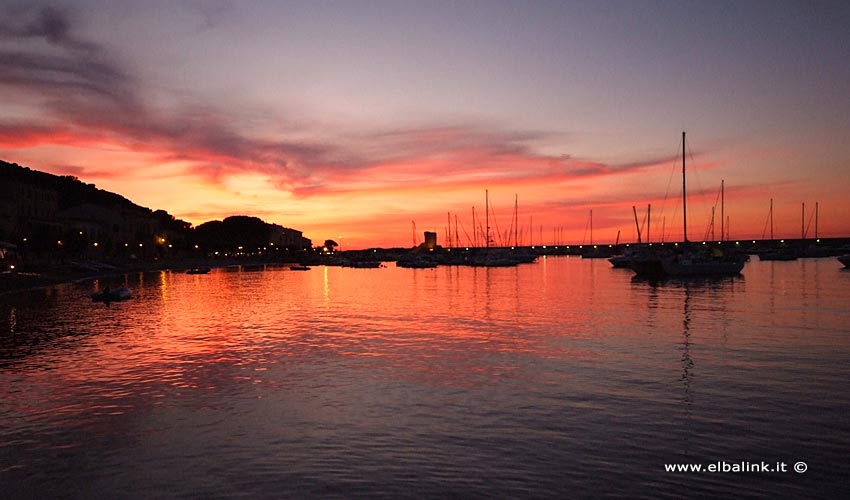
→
(2, 2, 849, 248)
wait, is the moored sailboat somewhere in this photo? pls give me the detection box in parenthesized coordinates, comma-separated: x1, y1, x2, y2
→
(631, 132, 746, 279)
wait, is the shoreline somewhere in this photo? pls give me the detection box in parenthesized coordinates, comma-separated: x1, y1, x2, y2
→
(0, 258, 304, 296)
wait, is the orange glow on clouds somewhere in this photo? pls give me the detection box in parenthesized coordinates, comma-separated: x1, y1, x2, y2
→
(2, 4, 850, 248)
(5, 127, 850, 249)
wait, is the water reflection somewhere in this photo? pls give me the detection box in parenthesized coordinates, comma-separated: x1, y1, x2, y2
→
(7, 306, 14, 334)
(2, 259, 850, 498)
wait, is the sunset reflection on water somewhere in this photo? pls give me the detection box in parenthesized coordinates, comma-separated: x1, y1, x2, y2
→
(2, 257, 850, 498)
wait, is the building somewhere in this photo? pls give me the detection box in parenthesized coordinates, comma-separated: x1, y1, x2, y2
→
(424, 231, 437, 250)
(269, 224, 308, 251)
(0, 179, 62, 239)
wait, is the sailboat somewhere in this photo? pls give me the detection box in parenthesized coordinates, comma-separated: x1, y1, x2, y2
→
(609, 205, 648, 268)
(632, 132, 746, 278)
(757, 199, 797, 261)
(468, 190, 524, 267)
(581, 209, 612, 258)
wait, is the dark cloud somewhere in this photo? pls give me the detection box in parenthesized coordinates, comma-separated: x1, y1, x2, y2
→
(2, 5, 96, 52)
(25, 6, 71, 44)
(182, 0, 234, 31)
(0, 4, 663, 200)
(0, 4, 133, 104)
(0, 3, 350, 188)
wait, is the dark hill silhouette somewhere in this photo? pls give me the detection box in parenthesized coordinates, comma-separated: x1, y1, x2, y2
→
(1, 160, 149, 212)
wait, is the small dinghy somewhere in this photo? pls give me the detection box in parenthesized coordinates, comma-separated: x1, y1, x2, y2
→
(91, 287, 132, 302)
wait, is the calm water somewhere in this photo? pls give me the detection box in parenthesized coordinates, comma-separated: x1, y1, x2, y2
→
(2, 257, 850, 499)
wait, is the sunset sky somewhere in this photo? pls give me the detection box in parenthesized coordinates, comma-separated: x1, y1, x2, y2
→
(2, 0, 849, 248)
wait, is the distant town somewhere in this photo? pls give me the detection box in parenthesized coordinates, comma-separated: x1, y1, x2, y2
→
(4, 158, 850, 287)
(1, 160, 312, 264)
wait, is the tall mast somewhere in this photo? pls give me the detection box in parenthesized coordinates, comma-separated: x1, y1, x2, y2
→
(472, 207, 477, 247)
(710, 206, 716, 240)
(682, 131, 688, 243)
(485, 189, 490, 248)
(815, 202, 819, 240)
(514, 194, 519, 247)
(770, 198, 774, 240)
(632, 206, 642, 243)
(455, 215, 459, 249)
(801, 202, 805, 240)
(590, 209, 593, 246)
(447, 212, 451, 248)
(647, 204, 651, 243)
(720, 180, 725, 242)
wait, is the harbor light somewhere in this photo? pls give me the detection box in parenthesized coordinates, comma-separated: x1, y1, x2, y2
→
(93, 242, 99, 247)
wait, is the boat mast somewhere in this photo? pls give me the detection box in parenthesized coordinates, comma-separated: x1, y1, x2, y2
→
(447, 212, 451, 248)
(801, 202, 805, 240)
(647, 204, 651, 243)
(514, 193, 519, 248)
(682, 131, 688, 243)
(720, 180, 725, 242)
(769, 198, 774, 240)
(815, 202, 819, 240)
(632, 206, 642, 243)
(472, 207, 477, 247)
(486, 190, 490, 248)
(590, 209, 593, 246)
(455, 215, 460, 249)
